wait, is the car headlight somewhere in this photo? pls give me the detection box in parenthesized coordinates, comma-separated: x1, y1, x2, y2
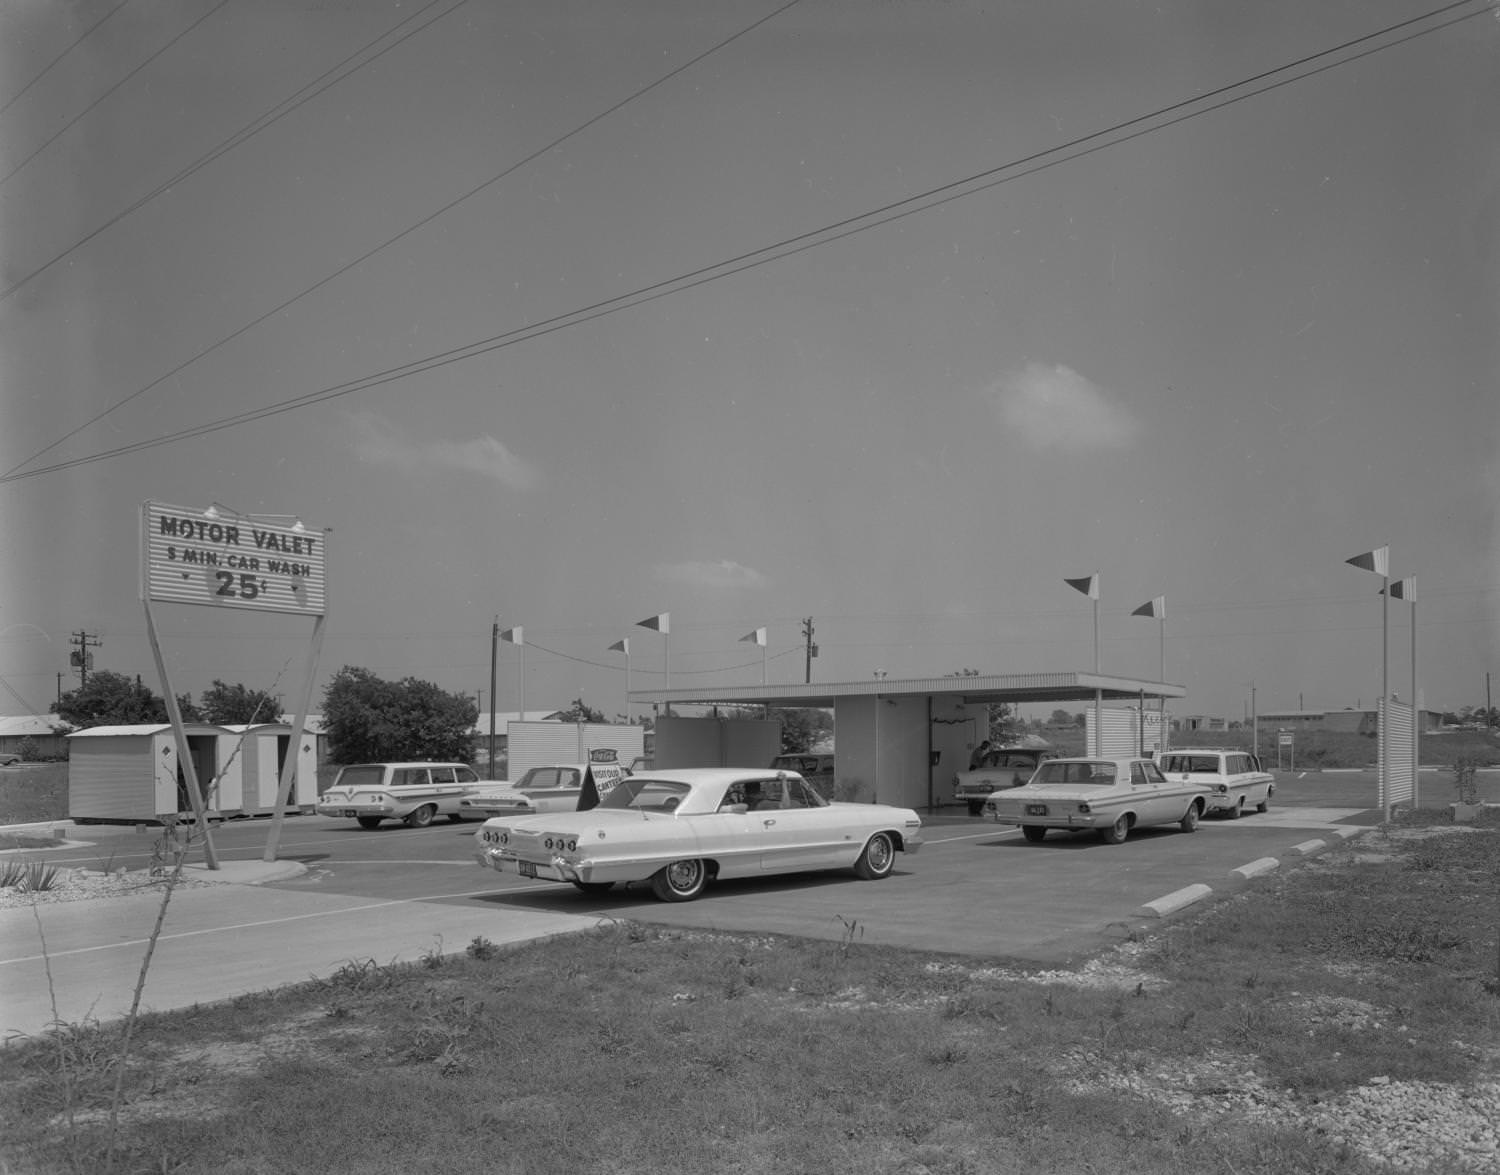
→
(1077, 802, 1091, 814)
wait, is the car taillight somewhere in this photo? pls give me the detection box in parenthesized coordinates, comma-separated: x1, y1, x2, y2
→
(1216, 784, 1228, 794)
(1077, 802, 1091, 814)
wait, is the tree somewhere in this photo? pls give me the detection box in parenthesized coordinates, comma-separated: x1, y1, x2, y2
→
(321, 666, 477, 764)
(1048, 709, 1073, 727)
(775, 707, 834, 753)
(199, 680, 282, 725)
(56, 670, 197, 727)
(556, 697, 606, 724)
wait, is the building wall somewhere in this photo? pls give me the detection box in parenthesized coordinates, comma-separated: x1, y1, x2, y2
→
(834, 696, 930, 809)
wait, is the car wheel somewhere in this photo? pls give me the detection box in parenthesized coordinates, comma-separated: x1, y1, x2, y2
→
(1224, 798, 1242, 820)
(1257, 787, 1273, 814)
(1021, 825, 1047, 843)
(404, 804, 437, 829)
(852, 832, 896, 880)
(1180, 802, 1201, 833)
(650, 859, 707, 902)
(571, 881, 615, 895)
(355, 816, 383, 830)
(1100, 814, 1129, 844)
(966, 800, 984, 817)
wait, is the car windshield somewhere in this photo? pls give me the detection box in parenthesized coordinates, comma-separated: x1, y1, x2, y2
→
(1031, 761, 1118, 786)
(596, 777, 691, 813)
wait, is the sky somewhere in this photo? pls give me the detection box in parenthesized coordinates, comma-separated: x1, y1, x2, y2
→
(1, 0, 1496, 727)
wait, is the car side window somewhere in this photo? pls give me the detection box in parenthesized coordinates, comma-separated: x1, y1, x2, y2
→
(456, 767, 478, 783)
(560, 769, 581, 788)
(396, 768, 428, 787)
(430, 766, 457, 784)
(1131, 762, 1150, 786)
(1142, 761, 1168, 784)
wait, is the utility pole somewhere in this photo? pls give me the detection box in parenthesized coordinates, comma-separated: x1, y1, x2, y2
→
(69, 630, 101, 687)
(802, 617, 817, 684)
(488, 617, 499, 773)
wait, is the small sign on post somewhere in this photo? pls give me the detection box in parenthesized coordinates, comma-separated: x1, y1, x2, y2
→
(1277, 728, 1294, 771)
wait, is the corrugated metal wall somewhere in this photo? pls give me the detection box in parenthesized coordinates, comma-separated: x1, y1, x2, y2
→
(1384, 700, 1415, 808)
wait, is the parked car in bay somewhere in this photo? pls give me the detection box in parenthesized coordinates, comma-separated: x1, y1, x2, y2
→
(474, 767, 922, 902)
(457, 760, 629, 820)
(316, 762, 493, 829)
(1157, 748, 1275, 818)
(953, 746, 1053, 815)
(983, 756, 1211, 844)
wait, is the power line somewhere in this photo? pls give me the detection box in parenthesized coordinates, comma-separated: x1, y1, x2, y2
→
(1, 2, 1483, 485)
(0, 0, 234, 188)
(0, 0, 466, 305)
(2, 0, 805, 481)
(0, 0, 136, 121)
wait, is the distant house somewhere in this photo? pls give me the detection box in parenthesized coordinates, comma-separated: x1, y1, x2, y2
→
(0, 714, 72, 760)
(1176, 715, 1227, 732)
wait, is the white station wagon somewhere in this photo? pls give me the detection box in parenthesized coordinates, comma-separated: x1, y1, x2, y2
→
(317, 762, 490, 829)
(1157, 749, 1275, 818)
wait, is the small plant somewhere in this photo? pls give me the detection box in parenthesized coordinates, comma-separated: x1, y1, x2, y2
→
(1452, 756, 1481, 805)
(466, 935, 497, 960)
(0, 860, 60, 892)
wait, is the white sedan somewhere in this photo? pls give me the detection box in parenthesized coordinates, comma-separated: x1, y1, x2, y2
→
(474, 768, 922, 902)
(984, 756, 1211, 844)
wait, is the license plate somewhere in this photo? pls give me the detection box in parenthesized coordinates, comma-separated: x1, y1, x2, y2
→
(518, 860, 537, 878)
(1025, 804, 1048, 816)
(343, 810, 356, 818)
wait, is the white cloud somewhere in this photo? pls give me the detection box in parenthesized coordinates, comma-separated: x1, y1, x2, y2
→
(992, 363, 1142, 452)
(654, 560, 770, 590)
(349, 411, 538, 490)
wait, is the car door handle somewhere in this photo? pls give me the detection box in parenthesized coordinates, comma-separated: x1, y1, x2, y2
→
(762, 819, 776, 827)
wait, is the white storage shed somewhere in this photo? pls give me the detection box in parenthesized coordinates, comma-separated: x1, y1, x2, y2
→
(67, 723, 317, 822)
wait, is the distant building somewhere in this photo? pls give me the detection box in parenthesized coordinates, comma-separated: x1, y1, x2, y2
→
(1176, 715, 1227, 732)
(0, 714, 72, 759)
(1260, 709, 1440, 735)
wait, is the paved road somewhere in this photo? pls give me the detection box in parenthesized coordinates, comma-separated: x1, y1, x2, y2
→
(0, 771, 1397, 1040)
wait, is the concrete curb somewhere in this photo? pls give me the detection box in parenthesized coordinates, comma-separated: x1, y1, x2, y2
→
(1139, 883, 1213, 918)
(1289, 838, 1327, 855)
(1230, 856, 1279, 880)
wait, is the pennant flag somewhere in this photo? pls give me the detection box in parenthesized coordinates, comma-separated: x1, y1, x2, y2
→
(739, 627, 767, 647)
(1381, 578, 1415, 601)
(576, 764, 600, 812)
(1131, 596, 1165, 620)
(608, 638, 630, 654)
(1345, 547, 1389, 577)
(500, 626, 524, 644)
(637, 612, 670, 634)
(1064, 574, 1099, 600)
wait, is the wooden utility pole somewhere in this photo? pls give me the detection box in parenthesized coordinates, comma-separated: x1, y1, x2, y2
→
(802, 617, 816, 684)
(69, 630, 101, 686)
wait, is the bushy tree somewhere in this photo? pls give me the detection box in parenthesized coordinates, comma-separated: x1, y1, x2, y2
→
(199, 680, 282, 725)
(556, 697, 606, 723)
(56, 670, 199, 727)
(775, 707, 834, 753)
(321, 666, 477, 764)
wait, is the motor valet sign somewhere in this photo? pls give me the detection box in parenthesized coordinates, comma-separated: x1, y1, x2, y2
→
(142, 501, 326, 616)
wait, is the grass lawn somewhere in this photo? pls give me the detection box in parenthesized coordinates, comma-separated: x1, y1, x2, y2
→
(1, 810, 1497, 1174)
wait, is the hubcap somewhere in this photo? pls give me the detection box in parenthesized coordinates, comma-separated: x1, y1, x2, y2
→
(667, 860, 701, 892)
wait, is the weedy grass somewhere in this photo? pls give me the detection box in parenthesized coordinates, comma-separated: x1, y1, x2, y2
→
(1, 822, 1497, 1175)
